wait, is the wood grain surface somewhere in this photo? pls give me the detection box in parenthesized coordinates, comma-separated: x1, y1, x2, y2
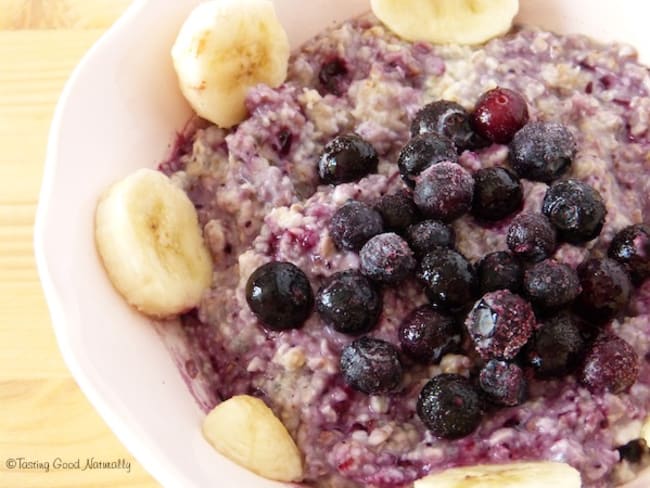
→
(0, 1, 158, 486)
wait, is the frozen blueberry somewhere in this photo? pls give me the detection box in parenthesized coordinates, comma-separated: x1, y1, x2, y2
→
(479, 360, 527, 407)
(246, 261, 314, 331)
(360, 233, 416, 285)
(329, 200, 384, 251)
(465, 290, 537, 360)
(340, 336, 403, 394)
(410, 100, 488, 152)
(418, 248, 477, 311)
(316, 270, 382, 335)
(470, 87, 529, 143)
(413, 162, 475, 222)
(318, 134, 378, 185)
(608, 224, 650, 283)
(528, 312, 586, 377)
(375, 190, 419, 231)
(509, 122, 577, 182)
(471, 166, 523, 221)
(523, 259, 581, 310)
(477, 251, 523, 294)
(405, 220, 455, 258)
(417, 374, 483, 439)
(542, 179, 607, 244)
(506, 213, 557, 262)
(576, 257, 632, 323)
(398, 305, 460, 364)
(397, 133, 458, 187)
(579, 334, 639, 394)
(318, 57, 349, 96)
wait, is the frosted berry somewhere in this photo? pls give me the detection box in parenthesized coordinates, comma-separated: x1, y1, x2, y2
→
(464, 290, 537, 360)
(413, 162, 474, 222)
(360, 233, 416, 285)
(579, 334, 639, 394)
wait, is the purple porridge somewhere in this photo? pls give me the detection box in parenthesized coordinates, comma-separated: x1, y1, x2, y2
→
(162, 14, 650, 488)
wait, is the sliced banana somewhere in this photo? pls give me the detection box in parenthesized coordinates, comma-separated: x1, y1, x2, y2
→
(202, 395, 303, 482)
(414, 461, 581, 488)
(95, 168, 212, 318)
(171, 0, 290, 128)
(370, 0, 519, 45)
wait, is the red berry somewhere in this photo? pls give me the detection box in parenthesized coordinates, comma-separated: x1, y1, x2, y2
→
(471, 87, 529, 143)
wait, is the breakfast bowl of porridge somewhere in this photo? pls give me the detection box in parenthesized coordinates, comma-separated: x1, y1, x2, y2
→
(35, 0, 650, 486)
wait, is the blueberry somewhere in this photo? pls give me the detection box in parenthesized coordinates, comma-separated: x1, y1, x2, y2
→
(360, 233, 416, 285)
(608, 224, 650, 283)
(506, 213, 557, 262)
(375, 190, 419, 231)
(405, 219, 455, 258)
(470, 87, 529, 144)
(527, 312, 586, 377)
(418, 248, 477, 311)
(579, 334, 639, 394)
(417, 374, 483, 439)
(542, 179, 607, 244)
(478, 360, 527, 407)
(318, 134, 378, 185)
(618, 439, 648, 464)
(318, 57, 349, 96)
(398, 305, 460, 364)
(477, 251, 523, 294)
(576, 257, 632, 323)
(410, 100, 488, 152)
(413, 162, 474, 222)
(523, 259, 581, 310)
(329, 200, 384, 251)
(397, 133, 458, 187)
(464, 290, 537, 360)
(316, 270, 382, 335)
(471, 167, 523, 221)
(340, 336, 403, 394)
(246, 261, 314, 331)
(509, 122, 577, 182)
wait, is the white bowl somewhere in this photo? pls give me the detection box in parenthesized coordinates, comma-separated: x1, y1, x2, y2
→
(34, 1, 650, 487)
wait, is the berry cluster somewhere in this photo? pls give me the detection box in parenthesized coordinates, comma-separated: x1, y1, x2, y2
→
(244, 86, 648, 441)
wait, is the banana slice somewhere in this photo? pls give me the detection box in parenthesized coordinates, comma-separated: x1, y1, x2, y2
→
(370, 0, 519, 45)
(202, 395, 303, 482)
(414, 461, 581, 488)
(95, 168, 212, 318)
(171, 0, 290, 128)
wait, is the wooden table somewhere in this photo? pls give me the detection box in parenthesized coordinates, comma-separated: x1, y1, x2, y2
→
(0, 1, 157, 486)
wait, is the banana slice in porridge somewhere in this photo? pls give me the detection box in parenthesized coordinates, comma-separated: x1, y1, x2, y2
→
(414, 461, 581, 487)
(370, 0, 519, 45)
(171, 0, 290, 128)
(202, 395, 303, 482)
(95, 168, 212, 318)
